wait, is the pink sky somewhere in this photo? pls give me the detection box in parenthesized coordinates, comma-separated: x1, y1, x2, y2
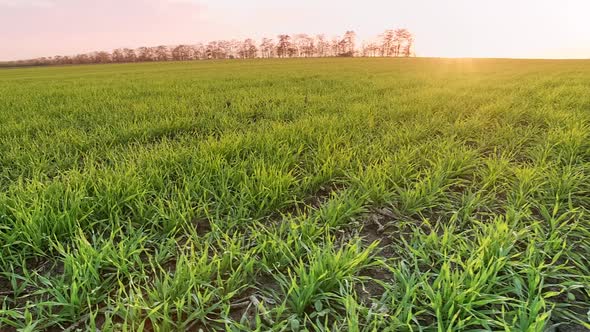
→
(1, 0, 590, 61)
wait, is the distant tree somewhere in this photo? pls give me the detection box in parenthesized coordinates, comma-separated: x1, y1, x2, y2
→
(293, 34, 304, 57)
(330, 36, 341, 56)
(219, 40, 233, 59)
(287, 45, 298, 57)
(154, 46, 169, 61)
(293, 34, 315, 57)
(227, 40, 241, 58)
(260, 38, 274, 58)
(112, 49, 125, 62)
(396, 29, 414, 57)
(362, 42, 380, 57)
(171, 45, 191, 61)
(239, 39, 257, 58)
(5, 28, 415, 67)
(137, 47, 154, 61)
(380, 29, 395, 56)
(379, 28, 413, 57)
(341, 30, 356, 56)
(315, 34, 330, 57)
(73, 53, 90, 64)
(205, 41, 216, 59)
(191, 44, 205, 60)
(34, 57, 50, 65)
(52, 55, 63, 65)
(276, 34, 292, 58)
(391, 30, 402, 56)
(123, 48, 137, 62)
(205, 41, 228, 59)
(62, 55, 72, 64)
(95, 51, 111, 63)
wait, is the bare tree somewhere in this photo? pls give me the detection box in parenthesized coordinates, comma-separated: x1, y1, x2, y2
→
(239, 39, 257, 59)
(219, 40, 233, 59)
(73, 53, 90, 64)
(293, 34, 315, 57)
(95, 51, 111, 63)
(123, 48, 137, 62)
(395, 29, 414, 57)
(260, 38, 275, 58)
(137, 47, 154, 61)
(112, 49, 125, 62)
(362, 42, 380, 57)
(380, 30, 395, 56)
(227, 40, 241, 58)
(154, 46, 169, 61)
(206, 41, 228, 59)
(293, 34, 304, 57)
(5, 28, 415, 67)
(172, 45, 191, 61)
(393, 29, 403, 56)
(52, 55, 64, 65)
(191, 43, 205, 60)
(315, 34, 330, 57)
(205, 41, 217, 59)
(330, 36, 341, 56)
(276, 34, 292, 58)
(379, 29, 413, 57)
(341, 31, 356, 56)
(33, 57, 50, 65)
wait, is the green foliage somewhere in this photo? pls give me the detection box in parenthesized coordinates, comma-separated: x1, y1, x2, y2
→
(1, 58, 589, 330)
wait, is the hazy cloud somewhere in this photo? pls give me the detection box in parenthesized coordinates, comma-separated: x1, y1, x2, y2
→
(0, 0, 57, 7)
(2, 0, 590, 60)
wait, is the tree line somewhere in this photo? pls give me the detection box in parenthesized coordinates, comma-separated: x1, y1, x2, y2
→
(1, 29, 414, 67)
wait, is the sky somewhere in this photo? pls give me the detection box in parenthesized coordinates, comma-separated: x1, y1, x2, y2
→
(1, 0, 589, 61)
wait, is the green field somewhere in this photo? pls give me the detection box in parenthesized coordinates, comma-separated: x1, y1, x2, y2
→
(1, 58, 590, 331)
